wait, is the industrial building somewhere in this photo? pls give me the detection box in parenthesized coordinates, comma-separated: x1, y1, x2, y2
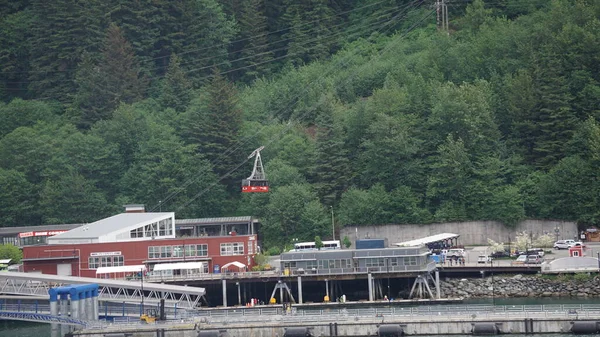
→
(22, 206, 259, 278)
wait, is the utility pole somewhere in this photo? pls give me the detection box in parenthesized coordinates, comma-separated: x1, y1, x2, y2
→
(330, 206, 335, 241)
(436, 0, 449, 32)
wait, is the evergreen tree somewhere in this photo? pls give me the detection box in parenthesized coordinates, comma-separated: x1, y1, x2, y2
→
(158, 54, 192, 113)
(281, 0, 336, 67)
(75, 24, 147, 129)
(0, 10, 34, 101)
(529, 52, 577, 169)
(236, 0, 274, 82)
(182, 68, 243, 191)
(29, 0, 105, 100)
(106, 0, 161, 72)
(180, 0, 237, 85)
(312, 96, 350, 206)
(427, 135, 472, 222)
(0, 168, 35, 226)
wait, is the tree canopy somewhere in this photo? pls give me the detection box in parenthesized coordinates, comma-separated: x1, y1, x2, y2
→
(1, 0, 599, 250)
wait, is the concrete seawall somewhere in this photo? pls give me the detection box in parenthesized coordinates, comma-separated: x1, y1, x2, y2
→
(341, 219, 578, 247)
(74, 314, 595, 336)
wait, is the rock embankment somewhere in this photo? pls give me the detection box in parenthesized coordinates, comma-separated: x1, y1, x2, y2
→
(441, 274, 600, 298)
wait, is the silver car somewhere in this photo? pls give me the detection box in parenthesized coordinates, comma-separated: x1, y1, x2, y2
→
(553, 240, 575, 250)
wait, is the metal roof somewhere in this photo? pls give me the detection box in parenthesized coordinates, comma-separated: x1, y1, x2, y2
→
(0, 224, 84, 236)
(175, 216, 255, 225)
(394, 233, 460, 247)
(49, 213, 174, 240)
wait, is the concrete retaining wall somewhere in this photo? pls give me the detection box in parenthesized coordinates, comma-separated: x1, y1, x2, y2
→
(74, 318, 578, 337)
(340, 219, 578, 247)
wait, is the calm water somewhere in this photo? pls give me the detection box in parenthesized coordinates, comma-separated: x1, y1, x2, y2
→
(1, 297, 598, 337)
(0, 320, 51, 337)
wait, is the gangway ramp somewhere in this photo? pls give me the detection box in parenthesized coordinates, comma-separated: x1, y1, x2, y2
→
(0, 272, 204, 309)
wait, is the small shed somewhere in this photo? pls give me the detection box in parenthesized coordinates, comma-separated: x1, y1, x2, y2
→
(569, 246, 584, 257)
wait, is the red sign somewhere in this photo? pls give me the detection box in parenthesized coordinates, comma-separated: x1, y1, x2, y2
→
(18, 230, 67, 238)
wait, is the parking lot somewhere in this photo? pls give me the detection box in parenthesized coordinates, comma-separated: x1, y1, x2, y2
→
(441, 242, 600, 267)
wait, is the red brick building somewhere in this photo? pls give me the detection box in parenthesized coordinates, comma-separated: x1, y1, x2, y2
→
(22, 206, 258, 278)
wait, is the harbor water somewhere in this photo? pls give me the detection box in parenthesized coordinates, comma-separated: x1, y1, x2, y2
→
(2, 297, 599, 337)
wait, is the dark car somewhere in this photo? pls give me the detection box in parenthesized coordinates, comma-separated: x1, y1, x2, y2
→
(491, 250, 509, 258)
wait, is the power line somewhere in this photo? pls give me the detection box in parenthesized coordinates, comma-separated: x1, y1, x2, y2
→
(174, 6, 435, 213)
(151, 1, 428, 211)
(152, 2, 428, 212)
(0, 0, 399, 76)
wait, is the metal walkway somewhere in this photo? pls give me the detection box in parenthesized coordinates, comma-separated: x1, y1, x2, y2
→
(0, 311, 88, 326)
(0, 272, 205, 309)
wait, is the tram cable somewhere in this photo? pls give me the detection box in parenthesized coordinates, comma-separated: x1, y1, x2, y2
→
(172, 6, 436, 212)
(150, 1, 427, 211)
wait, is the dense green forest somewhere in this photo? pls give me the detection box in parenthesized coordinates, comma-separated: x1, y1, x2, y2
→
(0, 0, 599, 249)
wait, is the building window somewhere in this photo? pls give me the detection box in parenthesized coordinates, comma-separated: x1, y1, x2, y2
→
(148, 244, 208, 259)
(403, 256, 417, 266)
(220, 242, 244, 256)
(88, 255, 124, 269)
(160, 246, 172, 258)
(172, 245, 184, 257)
(148, 246, 160, 259)
(159, 218, 173, 236)
(306, 261, 317, 269)
(144, 222, 158, 238)
(196, 244, 208, 257)
(130, 226, 143, 238)
(365, 258, 385, 267)
(19, 236, 47, 246)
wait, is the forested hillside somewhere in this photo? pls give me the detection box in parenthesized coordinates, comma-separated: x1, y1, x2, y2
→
(0, 0, 599, 250)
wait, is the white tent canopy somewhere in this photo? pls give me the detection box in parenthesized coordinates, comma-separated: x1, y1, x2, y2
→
(394, 233, 460, 247)
(96, 265, 146, 275)
(153, 262, 204, 271)
(221, 261, 246, 270)
(0, 259, 11, 264)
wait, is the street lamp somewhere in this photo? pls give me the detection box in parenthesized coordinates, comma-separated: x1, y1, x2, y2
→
(330, 206, 335, 241)
(490, 259, 495, 307)
(140, 266, 145, 315)
(555, 227, 560, 242)
(236, 282, 241, 306)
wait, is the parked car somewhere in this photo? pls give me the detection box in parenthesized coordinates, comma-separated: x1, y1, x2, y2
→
(477, 255, 493, 264)
(491, 250, 510, 258)
(553, 240, 575, 250)
(572, 241, 586, 248)
(525, 255, 543, 264)
(514, 255, 528, 264)
(527, 248, 545, 257)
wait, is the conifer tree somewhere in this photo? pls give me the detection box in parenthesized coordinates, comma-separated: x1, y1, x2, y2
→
(312, 97, 350, 206)
(529, 53, 577, 169)
(29, 0, 105, 100)
(237, 0, 273, 82)
(158, 54, 192, 113)
(75, 24, 146, 129)
(182, 68, 243, 191)
(180, 0, 237, 85)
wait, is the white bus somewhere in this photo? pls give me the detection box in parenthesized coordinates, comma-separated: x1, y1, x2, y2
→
(294, 240, 341, 251)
